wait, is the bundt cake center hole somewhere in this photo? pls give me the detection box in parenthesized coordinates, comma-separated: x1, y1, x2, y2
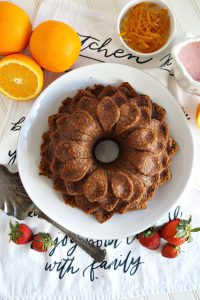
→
(94, 140, 120, 164)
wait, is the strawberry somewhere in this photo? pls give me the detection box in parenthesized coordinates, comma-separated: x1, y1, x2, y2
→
(31, 232, 55, 252)
(138, 227, 160, 250)
(9, 221, 33, 244)
(161, 243, 181, 258)
(160, 216, 200, 246)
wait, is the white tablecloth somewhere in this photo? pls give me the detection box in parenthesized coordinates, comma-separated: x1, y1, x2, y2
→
(0, 1, 199, 300)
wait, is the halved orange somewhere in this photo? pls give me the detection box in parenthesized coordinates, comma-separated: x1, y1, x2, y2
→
(196, 103, 200, 128)
(0, 54, 43, 101)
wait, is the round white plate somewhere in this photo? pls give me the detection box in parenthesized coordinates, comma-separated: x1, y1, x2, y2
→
(17, 63, 194, 239)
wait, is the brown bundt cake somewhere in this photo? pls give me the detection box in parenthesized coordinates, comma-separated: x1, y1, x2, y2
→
(39, 82, 179, 223)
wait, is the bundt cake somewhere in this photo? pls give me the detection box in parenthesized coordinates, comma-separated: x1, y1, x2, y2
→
(39, 82, 179, 223)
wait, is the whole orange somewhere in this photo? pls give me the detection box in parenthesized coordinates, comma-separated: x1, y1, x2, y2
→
(29, 21, 81, 72)
(0, 2, 32, 56)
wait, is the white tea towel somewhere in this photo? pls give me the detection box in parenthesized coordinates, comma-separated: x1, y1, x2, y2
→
(0, 204, 200, 299)
(0, 1, 200, 299)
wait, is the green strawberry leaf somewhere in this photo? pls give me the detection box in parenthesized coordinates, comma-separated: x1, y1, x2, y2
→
(191, 227, 200, 232)
(175, 230, 186, 238)
(177, 225, 185, 230)
(9, 221, 23, 242)
(188, 235, 193, 243)
(187, 216, 192, 224)
(179, 220, 187, 225)
(142, 227, 155, 237)
(37, 232, 56, 251)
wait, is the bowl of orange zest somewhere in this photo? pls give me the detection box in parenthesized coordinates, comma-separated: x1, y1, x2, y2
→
(117, 0, 175, 56)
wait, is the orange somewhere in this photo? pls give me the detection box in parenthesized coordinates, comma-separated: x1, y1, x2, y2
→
(29, 20, 81, 72)
(196, 103, 200, 128)
(0, 54, 43, 101)
(0, 2, 32, 56)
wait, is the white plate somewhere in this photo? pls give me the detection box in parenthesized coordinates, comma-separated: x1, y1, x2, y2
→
(17, 63, 194, 239)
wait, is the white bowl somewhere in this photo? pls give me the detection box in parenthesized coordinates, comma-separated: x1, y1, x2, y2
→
(17, 63, 194, 239)
(117, 0, 175, 57)
(172, 37, 200, 95)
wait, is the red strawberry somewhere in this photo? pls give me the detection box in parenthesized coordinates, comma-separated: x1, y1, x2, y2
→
(161, 243, 181, 258)
(160, 216, 200, 246)
(9, 221, 33, 244)
(31, 232, 55, 252)
(138, 227, 160, 250)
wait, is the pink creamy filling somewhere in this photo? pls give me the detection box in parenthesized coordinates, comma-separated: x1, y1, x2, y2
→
(179, 42, 200, 82)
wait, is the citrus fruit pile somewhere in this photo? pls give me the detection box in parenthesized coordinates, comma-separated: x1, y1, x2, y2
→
(0, 2, 81, 101)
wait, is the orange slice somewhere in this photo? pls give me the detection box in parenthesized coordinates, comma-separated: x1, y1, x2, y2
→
(196, 103, 200, 128)
(0, 53, 43, 101)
